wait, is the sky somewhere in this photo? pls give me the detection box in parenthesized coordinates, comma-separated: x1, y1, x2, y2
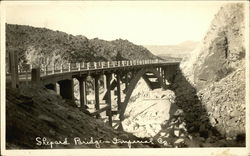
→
(4, 1, 226, 45)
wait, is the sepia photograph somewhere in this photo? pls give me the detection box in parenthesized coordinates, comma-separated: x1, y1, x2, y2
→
(0, 1, 249, 156)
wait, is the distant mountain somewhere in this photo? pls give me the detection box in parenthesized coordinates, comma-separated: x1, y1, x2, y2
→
(144, 41, 200, 59)
(6, 24, 157, 68)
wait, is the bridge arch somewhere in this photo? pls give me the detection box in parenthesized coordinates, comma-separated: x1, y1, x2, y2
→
(120, 67, 167, 120)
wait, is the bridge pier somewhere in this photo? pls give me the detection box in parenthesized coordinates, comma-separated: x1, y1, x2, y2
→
(116, 73, 122, 114)
(77, 76, 87, 109)
(162, 68, 166, 84)
(94, 75, 101, 119)
(9, 50, 19, 88)
(125, 72, 128, 89)
(105, 73, 112, 126)
(31, 68, 41, 84)
(159, 67, 162, 77)
(58, 79, 74, 100)
(164, 65, 177, 85)
(103, 75, 107, 90)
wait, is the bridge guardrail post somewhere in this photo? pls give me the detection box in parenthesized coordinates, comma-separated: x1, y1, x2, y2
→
(69, 63, 71, 72)
(78, 63, 81, 71)
(94, 62, 97, 69)
(52, 63, 55, 74)
(45, 65, 47, 75)
(60, 64, 63, 73)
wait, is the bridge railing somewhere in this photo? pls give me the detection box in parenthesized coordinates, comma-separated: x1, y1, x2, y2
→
(15, 59, 176, 81)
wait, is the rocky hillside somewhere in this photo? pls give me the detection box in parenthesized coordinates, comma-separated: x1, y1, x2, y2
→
(6, 24, 157, 69)
(6, 85, 153, 149)
(174, 3, 245, 141)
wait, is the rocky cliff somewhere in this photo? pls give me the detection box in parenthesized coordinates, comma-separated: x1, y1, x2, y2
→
(175, 3, 245, 140)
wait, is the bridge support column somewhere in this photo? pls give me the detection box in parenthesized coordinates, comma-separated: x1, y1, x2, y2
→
(116, 73, 121, 113)
(31, 68, 40, 84)
(162, 68, 166, 84)
(45, 83, 57, 92)
(58, 79, 74, 100)
(124, 72, 128, 93)
(94, 75, 101, 119)
(105, 74, 112, 126)
(131, 70, 137, 80)
(164, 65, 177, 85)
(103, 75, 107, 90)
(78, 76, 87, 109)
(9, 50, 19, 88)
(125, 73, 128, 88)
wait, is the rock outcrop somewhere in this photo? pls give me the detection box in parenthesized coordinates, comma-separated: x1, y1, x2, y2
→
(193, 3, 245, 89)
(176, 3, 245, 140)
(6, 85, 152, 149)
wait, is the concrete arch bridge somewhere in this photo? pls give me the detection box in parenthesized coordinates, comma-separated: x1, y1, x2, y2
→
(12, 59, 180, 128)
